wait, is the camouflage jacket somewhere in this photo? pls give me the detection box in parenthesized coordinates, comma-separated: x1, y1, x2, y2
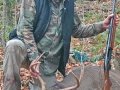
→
(16, 0, 106, 76)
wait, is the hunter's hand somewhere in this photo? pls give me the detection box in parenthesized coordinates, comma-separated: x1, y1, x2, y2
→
(103, 14, 119, 29)
(29, 59, 41, 79)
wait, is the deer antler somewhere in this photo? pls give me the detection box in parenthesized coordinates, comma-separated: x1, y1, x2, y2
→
(59, 63, 84, 90)
(37, 74, 46, 90)
(30, 52, 46, 90)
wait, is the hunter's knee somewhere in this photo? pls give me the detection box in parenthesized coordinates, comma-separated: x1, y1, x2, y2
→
(5, 39, 25, 53)
(6, 39, 23, 47)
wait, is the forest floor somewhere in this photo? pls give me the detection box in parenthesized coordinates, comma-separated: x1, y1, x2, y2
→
(0, 0, 120, 90)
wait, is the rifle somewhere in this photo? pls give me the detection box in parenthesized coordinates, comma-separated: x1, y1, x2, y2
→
(104, 0, 117, 90)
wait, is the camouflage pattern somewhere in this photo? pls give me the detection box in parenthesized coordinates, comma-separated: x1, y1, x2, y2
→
(36, 1, 64, 75)
(17, 0, 106, 74)
(72, 6, 106, 38)
(3, 39, 29, 90)
(17, 0, 38, 61)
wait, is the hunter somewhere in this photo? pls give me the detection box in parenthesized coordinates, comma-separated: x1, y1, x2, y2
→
(3, 0, 118, 90)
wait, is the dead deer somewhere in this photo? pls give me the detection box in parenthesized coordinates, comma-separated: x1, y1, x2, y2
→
(30, 53, 120, 90)
(57, 66, 120, 90)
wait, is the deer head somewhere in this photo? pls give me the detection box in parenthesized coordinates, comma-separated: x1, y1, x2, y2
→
(29, 52, 84, 90)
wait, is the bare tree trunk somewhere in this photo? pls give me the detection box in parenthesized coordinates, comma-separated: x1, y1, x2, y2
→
(114, 57, 120, 71)
(113, 46, 120, 71)
(2, 0, 14, 46)
(4, 0, 13, 26)
(2, 0, 6, 46)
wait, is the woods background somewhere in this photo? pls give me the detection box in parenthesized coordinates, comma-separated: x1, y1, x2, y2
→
(0, 0, 120, 90)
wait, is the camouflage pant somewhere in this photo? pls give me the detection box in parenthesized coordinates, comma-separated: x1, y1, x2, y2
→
(3, 39, 57, 90)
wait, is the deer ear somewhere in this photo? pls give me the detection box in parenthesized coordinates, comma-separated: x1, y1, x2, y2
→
(49, 83, 64, 90)
(29, 81, 41, 90)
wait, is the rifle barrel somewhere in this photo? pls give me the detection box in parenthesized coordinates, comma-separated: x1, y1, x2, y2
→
(104, 0, 117, 90)
(104, 0, 116, 71)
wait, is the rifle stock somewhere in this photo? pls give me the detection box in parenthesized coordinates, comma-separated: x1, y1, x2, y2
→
(104, 0, 117, 90)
